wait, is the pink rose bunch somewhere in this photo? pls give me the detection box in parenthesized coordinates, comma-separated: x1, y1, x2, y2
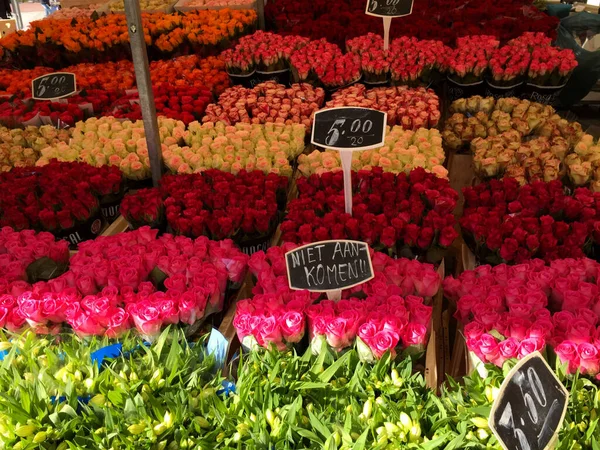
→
(444, 35, 500, 84)
(326, 84, 441, 130)
(202, 81, 325, 128)
(235, 243, 439, 357)
(444, 258, 600, 376)
(307, 296, 431, 359)
(222, 31, 309, 74)
(233, 290, 312, 350)
(528, 46, 578, 87)
(289, 39, 342, 82)
(3, 227, 249, 339)
(488, 45, 531, 86)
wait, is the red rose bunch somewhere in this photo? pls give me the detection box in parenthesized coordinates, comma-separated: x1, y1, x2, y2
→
(280, 168, 458, 256)
(389, 37, 448, 86)
(488, 45, 531, 86)
(320, 53, 362, 89)
(444, 258, 600, 376)
(461, 177, 600, 264)
(121, 188, 164, 229)
(202, 82, 325, 128)
(5, 227, 249, 337)
(18, 101, 85, 128)
(111, 85, 213, 124)
(222, 31, 309, 73)
(235, 243, 440, 356)
(289, 38, 343, 82)
(527, 46, 578, 87)
(508, 32, 552, 51)
(122, 170, 288, 245)
(444, 35, 500, 84)
(0, 161, 112, 234)
(326, 84, 441, 130)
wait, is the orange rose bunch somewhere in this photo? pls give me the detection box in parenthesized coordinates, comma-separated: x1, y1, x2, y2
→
(0, 9, 256, 69)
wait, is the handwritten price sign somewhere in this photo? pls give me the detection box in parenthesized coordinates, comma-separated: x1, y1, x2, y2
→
(365, 0, 413, 17)
(32, 72, 77, 100)
(490, 352, 568, 450)
(311, 107, 386, 151)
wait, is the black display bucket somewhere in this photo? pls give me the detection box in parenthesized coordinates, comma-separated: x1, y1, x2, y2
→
(446, 77, 484, 102)
(227, 70, 259, 88)
(521, 83, 567, 106)
(484, 80, 523, 99)
(256, 68, 290, 86)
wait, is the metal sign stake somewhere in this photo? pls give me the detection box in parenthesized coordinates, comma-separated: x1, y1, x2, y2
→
(124, 0, 163, 187)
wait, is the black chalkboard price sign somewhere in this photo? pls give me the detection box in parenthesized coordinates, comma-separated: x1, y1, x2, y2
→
(365, 0, 413, 17)
(490, 352, 569, 450)
(31, 72, 77, 100)
(285, 240, 374, 292)
(311, 107, 387, 151)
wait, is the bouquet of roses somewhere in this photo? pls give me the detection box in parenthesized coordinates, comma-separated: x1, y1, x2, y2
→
(0, 144, 38, 171)
(359, 48, 390, 84)
(289, 38, 342, 84)
(509, 31, 553, 51)
(4, 227, 248, 337)
(326, 84, 441, 130)
(442, 96, 583, 150)
(280, 168, 458, 259)
(528, 46, 578, 87)
(444, 35, 500, 84)
(236, 243, 440, 355)
(568, 134, 600, 191)
(122, 170, 288, 249)
(162, 121, 305, 176)
(445, 257, 600, 377)
(202, 82, 325, 129)
(471, 133, 569, 184)
(120, 187, 164, 229)
(111, 85, 213, 125)
(461, 177, 600, 264)
(389, 37, 447, 87)
(0, 125, 70, 152)
(222, 31, 309, 74)
(38, 116, 186, 180)
(320, 53, 362, 90)
(298, 126, 447, 177)
(487, 45, 531, 87)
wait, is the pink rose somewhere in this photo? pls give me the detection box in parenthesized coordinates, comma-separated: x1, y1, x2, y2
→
(130, 303, 163, 339)
(233, 312, 255, 341)
(358, 321, 378, 343)
(41, 296, 67, 323)
(10, 281, 31, 297)
(18, 296, 44, 324)
(402, 323, 428, 347)
(68, 310, 105, 337)
(154, 299, 179, 325)
(409, 303, 432, 326)
(566, 319, 593, 344)
(179, 292, 202, 325)
(507, 318, 532, 341)
(562, 290, 592, 312)
(325, 317, 353, 350)
(412, 270, 440, 298)
(527, 319, 554, 340)
(6, 308, 25, 331)
(256, 315, 284, 350)
(555, 340, 580, 374)
(75, 275, 98, 296)
(553, 310, 575, 331)
(498, 337, 519, 360)
(464, 321, 485, 341)
(517, 337, 544, 358)
(279, 311, 305, 343)
(370, 330, 400, 358)
(477, 333, 500, 363)
(105, 308, 131, 338)
(118, 268, 140, 289)
(578, 342, 600, 374)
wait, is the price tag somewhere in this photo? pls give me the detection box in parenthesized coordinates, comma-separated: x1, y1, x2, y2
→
(31, 72, 77, 101)
(311, 107, 387, 151)
(365, 0, 413, 17)
(285, 240, 374, 293)
(312, 107, 387, 215)
(490, 352, 569, 450)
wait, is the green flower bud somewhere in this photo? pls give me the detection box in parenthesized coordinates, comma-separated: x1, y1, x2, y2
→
(195, 417, 210, 429)
(128, 424, 146, 435)
(376, 397, 386, 406)
(153, 424, 167, 435)
(471, 417, 489, 429)
(233, 432, 242, 442)
(163, 411, 173, 428)
(266, 409, 275, 427)
(84, 378, 94, 390)
(477, 428, 489, 441)
(33, 431, 47, 443)
(409, 425, 422, 443)
(384, 422, 400, 435)
(399, 412, 412, 431)
(90, 394, 106, 407)
(236, 423, 249, 436)
(363, 399, 373, 419)
(74, 370, 82, 381)
(333, 431, 341, 446)
(57, 442, 69, 450)
(157, 441, 167, 450)
(15, 424, 37, 437)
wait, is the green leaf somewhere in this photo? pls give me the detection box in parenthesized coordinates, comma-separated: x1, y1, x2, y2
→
(353, 428, 369, 450)
(294, 427, 323, 444)
(307, 410, 331, 440)
(107, 390, 123, 407)
(318, 351, 351, 383)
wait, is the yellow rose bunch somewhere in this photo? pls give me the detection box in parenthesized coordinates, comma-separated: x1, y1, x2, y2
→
(298, 127, 447, 178)
(471, 131, 569, 185)
(567, 134, 600, 191)
(162, 121, 306, 176)
(37, 116, 185, 180)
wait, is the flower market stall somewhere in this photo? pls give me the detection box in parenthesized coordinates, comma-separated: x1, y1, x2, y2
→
(1, 0, 600, 448)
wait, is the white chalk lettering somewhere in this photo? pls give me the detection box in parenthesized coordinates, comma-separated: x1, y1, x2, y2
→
(338, 263, 347, 282)
(304, 266, 316, 287)
(316, 264, 325, 285)
(332, 242, 343, 260)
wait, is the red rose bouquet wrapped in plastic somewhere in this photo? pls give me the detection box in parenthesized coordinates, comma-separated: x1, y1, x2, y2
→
(445, 35, 500, 84)
(527, 46, 578, 87)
